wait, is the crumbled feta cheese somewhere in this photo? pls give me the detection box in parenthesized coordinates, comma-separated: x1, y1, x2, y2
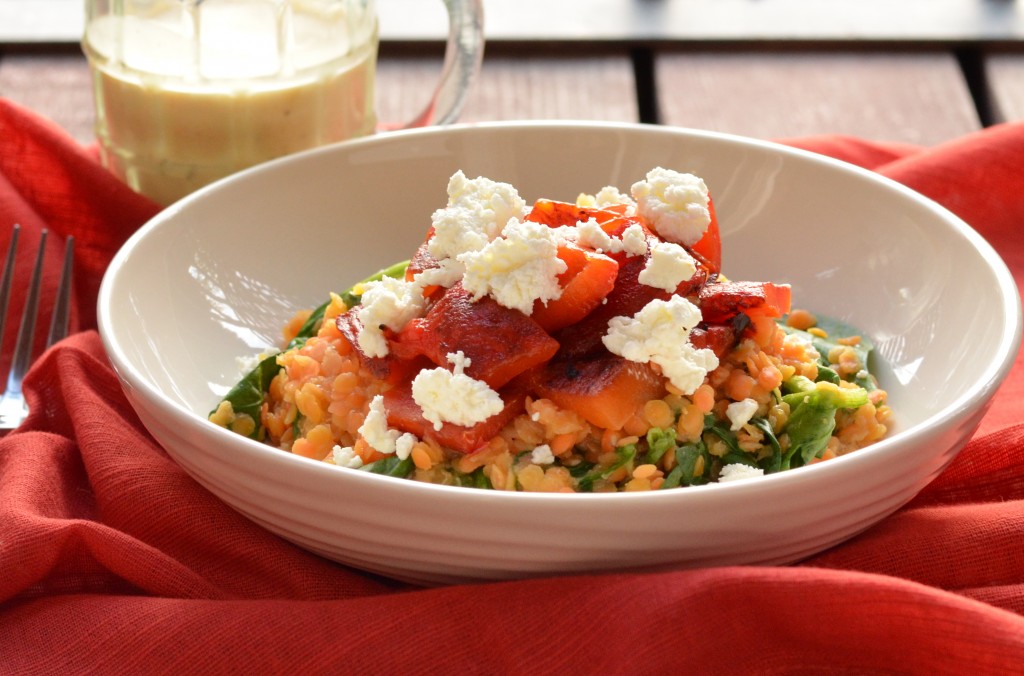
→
(428, 171, 527, 261)
(574, 218, 616, 253)
(577, 186, 637, 214)
(572, 218, 648, 258)
(395, 434, 416, 461)
(619, 223, 649, 256)
(458, 218, 567, 314)
(593, 185, 637, 212)
(448, 350, 472, 372)
(331, 445, 364, 469)
(356, 275, 427, 358)
(531, 444, 555, 465)
(413, 258, 464, 290)
(631, 167, 711, 246)
(359, 395, 419, 458)
(411, 351, 504, 431)
(602, 296, 719, 395)
(718, 463, 765, 483)
(726, 398, 759, 431)
(637, 241, 697, 291)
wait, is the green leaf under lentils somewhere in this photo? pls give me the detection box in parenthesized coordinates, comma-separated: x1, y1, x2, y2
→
(645, 426, 677, 466)
(705, 417, 758, 468)
(661, 441, 710, 489)
(577, 444, 637, 492)
(214, 352, 281, 440)
(778, 315, 876, 391)
(363, 455, 415, 478)
(749, 417, 782, 474)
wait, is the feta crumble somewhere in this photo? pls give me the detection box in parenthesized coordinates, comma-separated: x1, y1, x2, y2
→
(331, 445, 364, 469)
(726, 398, 759, 431)
(356, 275, 427, 358)
(459, 218, 567, 314)
(572, 218, 648, 259)
(718, 463, 765, 483)
(637, 241, 697, 292)
(573, 218, 616, 253)
(620, 223, 649, 256)
(631, 167, 711, 246)
(428, 171, 527, 261)
(602, 296, 719, 395)
(531, 444, 555, 465)
(594, 185, 637, 212)
(413, 258, 464, 290)
(577, 185, 637, 214)
(395, 434, 416, 461)
(359, 395, 419, 459)
(411, 351, 504, 431)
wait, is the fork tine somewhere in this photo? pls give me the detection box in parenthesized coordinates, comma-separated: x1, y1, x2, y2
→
(6, 229, 48, 395)
(47, 236, 74, 348)
(0, 224, 20, 350)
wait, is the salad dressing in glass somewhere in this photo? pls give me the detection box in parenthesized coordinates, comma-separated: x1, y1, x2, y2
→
(84, 1, 377, 205)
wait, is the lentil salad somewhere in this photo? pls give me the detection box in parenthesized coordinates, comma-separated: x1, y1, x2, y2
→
(209, 168, 891, 492)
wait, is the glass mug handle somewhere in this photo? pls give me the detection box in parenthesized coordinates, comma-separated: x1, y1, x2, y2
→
(397, 0, 485, 129)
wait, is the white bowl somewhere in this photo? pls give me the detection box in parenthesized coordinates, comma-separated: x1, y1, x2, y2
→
(98, 122, 1021, 586)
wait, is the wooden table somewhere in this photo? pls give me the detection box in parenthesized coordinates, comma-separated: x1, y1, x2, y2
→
(2, 0, 1023, 148)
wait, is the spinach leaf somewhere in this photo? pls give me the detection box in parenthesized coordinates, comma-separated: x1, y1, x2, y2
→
(287, 300, 330, 350)
(645, 426, 677, 466)
(705, 418, 758, 468)
(454, 467, 492, 489)
(568, 460, 597, 479)
(778, 315, 876, 390)
(662, 441, 711, 488)
(815, 365, 841, 384)
(779, 377, 869, 469)
(214, 352, 282, 440)
(363, 455, 414, 478)
(749, 417, 782, 473)
(781, 376, 868, 411)
(577, 444, 636, 492)
(782, 399, 836, 469)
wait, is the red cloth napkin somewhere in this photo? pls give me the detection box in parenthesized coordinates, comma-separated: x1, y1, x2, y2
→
(2, 96, 1024, 672)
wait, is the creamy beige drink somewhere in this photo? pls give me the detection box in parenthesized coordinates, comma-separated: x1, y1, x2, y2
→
(84, 1, 377, 206)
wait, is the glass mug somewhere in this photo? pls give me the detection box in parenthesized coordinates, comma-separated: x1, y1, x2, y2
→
(82, 0, 484, 206)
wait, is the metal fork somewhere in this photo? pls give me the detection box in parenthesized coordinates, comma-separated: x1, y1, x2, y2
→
(0, 225, 75, 430)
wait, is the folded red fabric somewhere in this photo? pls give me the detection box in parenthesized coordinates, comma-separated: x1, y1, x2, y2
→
(2, 97, 1023, 672)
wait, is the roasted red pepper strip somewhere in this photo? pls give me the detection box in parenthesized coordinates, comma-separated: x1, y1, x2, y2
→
(689, 321, 745, 359)
(554, 236, 709, 359)
(391, 283, 559, 390)
(531, 244, 619, 332)
(525, 199, 626, 228)
(403, 226, 446, 300)
(698, 281, 792, 324)
(688, 197, 722, 275)
(532, 354, 665, 431)
(335, 312, 428, 385)
(383, 380, 527, 454)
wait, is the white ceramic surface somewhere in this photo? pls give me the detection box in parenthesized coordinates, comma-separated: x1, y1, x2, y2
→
(98, 122, 1022, 586)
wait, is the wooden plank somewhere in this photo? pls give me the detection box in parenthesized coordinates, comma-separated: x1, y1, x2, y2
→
(0, 50, 637, 149)
(4, 0, 1024, 46)
(985, 52, 1024, 123)
(655, 50, 981, 145)
(456, 52, 638, 123)
(0, 51, 94, 144)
